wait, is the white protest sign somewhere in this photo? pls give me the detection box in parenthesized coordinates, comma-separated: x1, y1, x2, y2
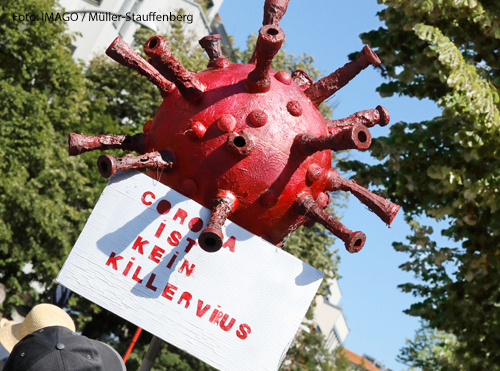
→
(57, 170, 324, 371)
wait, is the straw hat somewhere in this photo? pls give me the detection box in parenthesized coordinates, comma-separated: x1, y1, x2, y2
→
(0, 304, 75, 352)
(0, 318, 15, 328)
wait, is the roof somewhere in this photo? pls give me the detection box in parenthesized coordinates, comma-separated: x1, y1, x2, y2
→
(340, 348, 381, 371)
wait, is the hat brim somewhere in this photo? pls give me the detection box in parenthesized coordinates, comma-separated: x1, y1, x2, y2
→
(0, 323, 22, 353)
(92, 340, 126, 371)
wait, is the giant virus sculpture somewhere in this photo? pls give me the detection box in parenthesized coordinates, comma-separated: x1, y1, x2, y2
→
(68, 0, 400, 253)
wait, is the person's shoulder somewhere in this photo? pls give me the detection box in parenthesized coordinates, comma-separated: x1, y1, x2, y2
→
(0, 359, 5, 371)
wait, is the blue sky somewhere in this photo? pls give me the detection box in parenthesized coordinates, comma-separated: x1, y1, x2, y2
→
(219, 1, 452, 370)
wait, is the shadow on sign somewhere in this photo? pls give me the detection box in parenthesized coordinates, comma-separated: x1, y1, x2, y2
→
(295, 261, 321, 286)
(96, 187, 203, 299)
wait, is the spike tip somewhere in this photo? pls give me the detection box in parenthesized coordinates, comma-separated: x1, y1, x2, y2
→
(144, 36, 205, 101)
(199, 35, 230, 69)
(246, 25, 285, 92)
(199, 191, 238, 252)
(326, 105, 390, 132)
(294, 124, 372, 156)
(297, 194, 366, 253)
(106, 37, 174, 96)
(305, 45, 381, 107)
(97, 150, 174, 179)
(326, 170, 400, 225)
(263, 0, 290, 25)
(68, 133, 147, 156)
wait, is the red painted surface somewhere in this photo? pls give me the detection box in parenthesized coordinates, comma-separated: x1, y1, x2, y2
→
(146, 62, 330, 247)
(141, 191, 155, 205)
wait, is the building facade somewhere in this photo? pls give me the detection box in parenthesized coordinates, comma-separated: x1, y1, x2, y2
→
(58, 0, 225, 63)
(312, 278, 349, 352)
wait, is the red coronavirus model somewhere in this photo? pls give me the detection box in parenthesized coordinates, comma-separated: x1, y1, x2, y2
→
(68, 0, 400, 253)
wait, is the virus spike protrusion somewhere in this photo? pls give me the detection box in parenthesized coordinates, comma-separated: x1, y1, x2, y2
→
(97, 150, 174, 179)
(304, 192, 329, 228)
(297, 194, 366, 253)
(249, 0, 289, 64)
(199, 191, 238, 252)
(291, 70, 313, 90)
(246, 25, 285, 93)
(294, 124, 372, 156)
(263, 0, 290, 25)
(187, 121, 206, 139)
(326, 169, 400, 225)
(227, 131, 255, 156)
(218, 114, 237, 132)
(326, 105, 390, 133)
(198, 34, 230, 69)
(144, 36, 205, 102)
(305, 45, 382, 107)
(68, 133, 146, 156)
(105, 37, 174, 96)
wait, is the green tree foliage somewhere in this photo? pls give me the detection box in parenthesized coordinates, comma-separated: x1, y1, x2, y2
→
(195, 0, 213, 16)
(123, 332, 215, 371)
(281, 327, 336, 371)
(0, 0, 98, 311)
(398, 322, 465, 371)
(342, 0, 500, 369)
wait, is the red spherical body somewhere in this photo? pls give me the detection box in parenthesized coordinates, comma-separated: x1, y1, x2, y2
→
(145, 64, 330, 245)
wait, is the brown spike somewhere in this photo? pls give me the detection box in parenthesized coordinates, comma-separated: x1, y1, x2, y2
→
(199, 191, 238, 252)
(263, 0, 290, 25)
(68, 133, 146, 156)
(105, 37, 174, 96)
(326, 106, 390, 133)
(97, 150, 174, 179)
(144, 36, 205, 102)
(294, 124, 372, 156)
(249, 0, 289, 64)
(198, 34, 230, 69)
(305, 45, 381, 107)
(304, 219, 316, 228)
(246, 25, 285, 93)
(291, 70, 313, 90)
(326, 170, 400, 225)
(304, 191, 331, 228)
(297, 194, 366, 253)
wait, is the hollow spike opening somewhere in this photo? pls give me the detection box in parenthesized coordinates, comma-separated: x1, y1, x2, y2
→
(96, 150, 174, 179)
(199, 191, 238, 253)
(198, 34, 230, 69)
(294, 125, 372, 156)
(297, 194, 366, 253)
(325, 105, 390, 133)
(227, 131, 255, 156)
(105, 37, 174, 96)
(305, 45, 382, 107)
(246, 25, 285, 93)
(326, 170, 401, 225)
(144, 36, 205, 101)
(68, 133, 146, 156)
